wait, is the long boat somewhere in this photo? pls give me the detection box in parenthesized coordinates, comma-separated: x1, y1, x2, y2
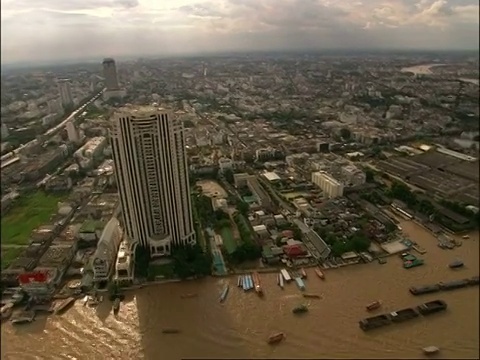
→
(237, 276, 243, 287)
(219, 284, 230, 303)
(300, 268, 307, 279)
(280, 269, 292, 282)
(242, 276, 249, 291)
(295, 277, 306, 291)
(278, 273, 284, 289)
(315, 268, 325, 280)
(252, 272, 263, 296)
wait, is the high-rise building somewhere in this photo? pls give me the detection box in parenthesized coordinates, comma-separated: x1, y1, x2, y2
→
(102, 58, 120, 90)
(57, 79, 73, 108)
(110, 106, 196, 257)
(66, 120, 80, 143)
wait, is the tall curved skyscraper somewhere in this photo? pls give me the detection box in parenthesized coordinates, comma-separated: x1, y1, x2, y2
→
(110, 106, 196, 257)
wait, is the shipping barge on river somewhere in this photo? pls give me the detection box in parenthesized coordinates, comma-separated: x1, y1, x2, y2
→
(409, 275, 479, 295)
(359, 300, 447, 332)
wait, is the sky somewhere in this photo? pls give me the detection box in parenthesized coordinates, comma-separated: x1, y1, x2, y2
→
(1, 0, 479, 64)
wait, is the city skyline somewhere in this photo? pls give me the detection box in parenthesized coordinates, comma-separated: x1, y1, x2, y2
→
(1, 0, 479, 64)
(110, 106, 196, 257)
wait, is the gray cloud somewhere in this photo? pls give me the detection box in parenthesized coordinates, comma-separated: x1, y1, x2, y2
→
(1, 0, 478, 64)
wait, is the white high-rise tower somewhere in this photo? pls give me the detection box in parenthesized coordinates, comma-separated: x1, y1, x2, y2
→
(110, 106, 196, 257)
(57, 79, 73, 109)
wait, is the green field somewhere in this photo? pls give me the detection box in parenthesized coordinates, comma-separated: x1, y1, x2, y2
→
(1, 247, 26, 269)
(1, 191, 67, 245)
(220, 227, 237, 254)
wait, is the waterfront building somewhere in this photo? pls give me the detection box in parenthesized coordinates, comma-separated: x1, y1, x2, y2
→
(110, 106, 196, 257)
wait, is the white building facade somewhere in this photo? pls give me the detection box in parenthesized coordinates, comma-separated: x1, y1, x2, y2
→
(57, 79, 73, 108)
(311, 171, 344, 198)
(110, 106, 196, 257)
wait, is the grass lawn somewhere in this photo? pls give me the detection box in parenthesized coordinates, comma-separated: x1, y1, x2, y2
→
(1, 247, 26, 269)
(1, 191, 67, 246)
(220, 226, 237, 254)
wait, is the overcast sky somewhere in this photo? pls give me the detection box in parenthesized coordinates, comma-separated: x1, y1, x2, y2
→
(1, 0, 479, 64)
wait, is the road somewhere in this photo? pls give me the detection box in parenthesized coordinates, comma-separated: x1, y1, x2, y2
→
(1, 90, 103, 162)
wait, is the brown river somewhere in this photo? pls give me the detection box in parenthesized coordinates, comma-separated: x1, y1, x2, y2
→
(2, 219, 479, 359)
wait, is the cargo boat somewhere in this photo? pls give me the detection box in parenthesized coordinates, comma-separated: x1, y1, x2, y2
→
(292, 304, 308, 314)
(11, 310, 35, 325)
(390, 308, 419, 323)
(468, 276, 479, 285)
(300, 268, 307, 279)
(366, 301, 381, 311)
(438, 279, 469, 290)
(404, 258, 424, 269)
(294, 277, 306, 291)
(359, 314, 392, 331)
(268, 332, 285, 344)
(303, 293, 320, 299)
(416, 300, 447, 316)
(280, 269, 291, 282)
(219, 284, 230, 303)
(278, 273, 284, 289)
(409, 284, 441, 295)
(54, 297, 76, 315)
(449, 260, 464, 269)
(423, 346, 440, 355)
(162, 328, 180, 334)
(315, 268, 325, 279)
(252, 272, 263, 296)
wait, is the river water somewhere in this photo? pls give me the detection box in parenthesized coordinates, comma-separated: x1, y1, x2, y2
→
(2, 219, 479, 360)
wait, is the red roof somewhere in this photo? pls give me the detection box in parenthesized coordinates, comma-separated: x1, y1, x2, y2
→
(283, 244, 307, 257)
(18, 272, 48, 284)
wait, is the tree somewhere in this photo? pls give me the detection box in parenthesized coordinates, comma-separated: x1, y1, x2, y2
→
(340, 128, 351, 139)
(134, 246, 151, 278)
(236, 201, 249, 215)
(365, 169, 375, 183)
(224, 169, 235, 184)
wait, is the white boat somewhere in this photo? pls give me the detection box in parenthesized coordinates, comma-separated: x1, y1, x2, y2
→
(423, 346, 440, 355)
(280, 269, 291, 282)
(278, 273, 284, 289)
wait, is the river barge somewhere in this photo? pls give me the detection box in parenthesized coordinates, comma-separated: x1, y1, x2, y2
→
(359, 300, 449, 332)
(438, 279, 469, 290)
(409, 275, 479, 295)
(416, 300, 447, 316)
(359, 314, 392, 331)
(292, 304, 308, 314)
(468, 276, 479, 285)
(390, 308, 419, 323)
(409, 284, 441, 295)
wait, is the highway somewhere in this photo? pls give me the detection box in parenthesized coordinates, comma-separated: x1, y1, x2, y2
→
(1, 90, 104, 163)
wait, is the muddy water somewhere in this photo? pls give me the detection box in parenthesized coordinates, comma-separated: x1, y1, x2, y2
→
(2, 220, 479, 360)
